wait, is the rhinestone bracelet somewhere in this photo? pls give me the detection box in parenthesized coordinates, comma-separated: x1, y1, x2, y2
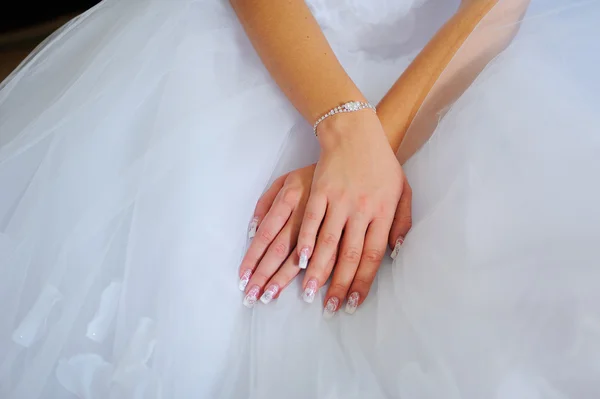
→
(313, 101, 376, 136)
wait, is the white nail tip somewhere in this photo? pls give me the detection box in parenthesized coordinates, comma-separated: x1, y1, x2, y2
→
(259, 296, 271, 305)
(243, 286, 260, 308)
(323, 297, 339, 319)
(260, 285, 279, 304)
(302, 279, 318, 303)
(345, 292, 360, 315)
(239, 270, 252, 291)
(390, 237, 405, 260)
(302, 293, 315, 304)
(248, 217, 259, 239)
(299, 248, 309, 269)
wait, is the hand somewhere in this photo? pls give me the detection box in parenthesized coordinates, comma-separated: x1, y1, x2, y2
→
(237, 112, 413, 312)
(296, 110, 409, 316)
(238, 165, 315, 307)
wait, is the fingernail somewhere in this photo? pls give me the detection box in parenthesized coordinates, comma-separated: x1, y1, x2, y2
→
(243, 285, 260, 308)
(298, 247, 310, 269)
(248, 217, 259, 239)
(302, 279, 319, 303)
(239, 270, 252, 291)
(323, 297, 340, 320)
(390, 237, 405, 260)
(260, 284, 280, 304)
(345, 292, 360, 315)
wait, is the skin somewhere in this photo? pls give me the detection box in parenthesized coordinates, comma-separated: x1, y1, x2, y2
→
(390, 0, 532, 163)
(233, 0, 530, 313)
(229, 0, 367, 123)
(232, 0, 405, 308)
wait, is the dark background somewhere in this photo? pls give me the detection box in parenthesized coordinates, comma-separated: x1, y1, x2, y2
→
(0, 1, 100, 33)
(0, 1, 101, 80)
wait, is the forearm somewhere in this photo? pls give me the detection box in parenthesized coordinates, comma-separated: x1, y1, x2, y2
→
(377, 0, 530, 161)
(230, 0, 365, 125)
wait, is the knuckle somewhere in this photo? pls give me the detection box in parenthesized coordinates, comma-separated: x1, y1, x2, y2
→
(304, 210, 321, 222)
(281, 187, 301, 207)
(371, 215, 389, 226)
(341, 247, 362, 263)
(257, 229, 274, 243)
(372, 204, 388, 218)
(356, 194, 371, 213)
(337, 189, 350, 202)
(271, 242, 288, 258)
(362, 248, 385, 264)
(281, 174, 294, 186)
(274, 175, 286, 185)
(352, 276, 373, 290)
(329, 253, 337, 267)
(322, 233, 338, 246)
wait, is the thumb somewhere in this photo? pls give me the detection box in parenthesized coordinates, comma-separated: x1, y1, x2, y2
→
(389, 178, 412, 259)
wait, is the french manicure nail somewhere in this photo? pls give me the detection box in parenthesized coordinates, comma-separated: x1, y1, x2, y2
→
(299, 247, 310, 269)
(390, 237, 405, 260)
(323, 297, 340, 320)
(239, 270, 252, 291)
(302, 279, 319, 303)
(243, 285, 260, 308)
(345, 292, 360, 315)
(248, 217, 259, 239)
(260, 284, 280, 304)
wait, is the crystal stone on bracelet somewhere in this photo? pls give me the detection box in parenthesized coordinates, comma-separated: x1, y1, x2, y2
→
(313, 101, 376, 136)
(344, 101, 361, 111)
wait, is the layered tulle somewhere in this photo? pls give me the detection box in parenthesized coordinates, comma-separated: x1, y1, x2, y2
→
(1, 0, 599, 398)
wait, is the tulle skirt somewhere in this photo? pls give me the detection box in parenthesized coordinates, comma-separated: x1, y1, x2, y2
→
(1, 0, 599, 398)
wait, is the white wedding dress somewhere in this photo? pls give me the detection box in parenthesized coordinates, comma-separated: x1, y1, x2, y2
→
(1, 0, 599, 398)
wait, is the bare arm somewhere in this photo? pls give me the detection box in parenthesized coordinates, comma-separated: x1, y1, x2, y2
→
(235, 0, 529, 311)
(376, 0, 531, 162)
(230, 0, 365, 126)
(234, 0, 408, 312)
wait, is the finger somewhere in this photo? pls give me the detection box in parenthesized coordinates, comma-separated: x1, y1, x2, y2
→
(256, 246, 302, 305)
(389, 179, 412, 260)
(296, 192, 327, 269)
(345, 217, 391, 315)
(248, 174, 287, 238)
(322, 217, 368, 319)
(239, 186, 300, 290)
(301, 205, 347, 304)
(245, 209, 302, 295)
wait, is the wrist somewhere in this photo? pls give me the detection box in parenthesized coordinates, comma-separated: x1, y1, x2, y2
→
(316, 109, 385, 151)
